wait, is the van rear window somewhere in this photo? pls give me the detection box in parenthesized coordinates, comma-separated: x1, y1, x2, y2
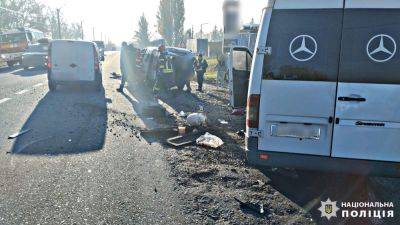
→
(263, 9, 343, 82)
(339, 9, 400, 84)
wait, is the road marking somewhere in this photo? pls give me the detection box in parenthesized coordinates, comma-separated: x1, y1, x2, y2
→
(15, 89, 29, 95)
(33, 83, 44, 87)
(0, 98, 11, 105)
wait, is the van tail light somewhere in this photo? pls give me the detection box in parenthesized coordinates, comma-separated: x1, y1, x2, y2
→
(93, 46, 99, 71)
(246, 94, 260, 129)
(47, 56, 51, 69)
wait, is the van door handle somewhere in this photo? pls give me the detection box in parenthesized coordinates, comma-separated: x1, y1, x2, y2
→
(338, 96, 366, 102)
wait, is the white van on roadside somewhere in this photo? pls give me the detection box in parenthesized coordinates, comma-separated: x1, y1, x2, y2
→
(240, 0, 400, 177)
(47, 40, 103, 91)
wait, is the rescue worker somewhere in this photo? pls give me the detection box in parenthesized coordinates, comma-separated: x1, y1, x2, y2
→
(193, 53, 208, 92)
(153, 44, 173, 94)
(117, 42, 128, 92)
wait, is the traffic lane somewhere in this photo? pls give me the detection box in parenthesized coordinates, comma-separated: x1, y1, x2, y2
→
(0, 66, 47, 100)
(0, 79, 48, 154)
(0, 52, 187, 224)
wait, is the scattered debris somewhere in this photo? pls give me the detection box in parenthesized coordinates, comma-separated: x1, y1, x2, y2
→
(167, 129, 205, 147)
(178, 126, 186, 135)
(8, 129, 32, 139)
(236, 130, 245, 138)
(218, 119, 229, 125)
(231, 108, 245, 116)
(110, 72, 121, 79)
(234, 198, 266, 216)
(187, 113, 207, 126)
(179, 111, 187, 117)
(196, 132, 224, 149)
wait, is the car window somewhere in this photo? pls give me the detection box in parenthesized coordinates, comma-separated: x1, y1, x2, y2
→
(339, 9, 400, 84)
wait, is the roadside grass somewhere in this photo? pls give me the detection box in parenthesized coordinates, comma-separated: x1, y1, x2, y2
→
(205, 57, 218, 81)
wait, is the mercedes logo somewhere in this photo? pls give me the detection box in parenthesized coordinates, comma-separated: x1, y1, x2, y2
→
(366, 34, 396, 63)
(289, 35, 318, 62)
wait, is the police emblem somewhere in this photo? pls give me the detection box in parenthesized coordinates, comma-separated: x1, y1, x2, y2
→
(318, 198, 340, 220)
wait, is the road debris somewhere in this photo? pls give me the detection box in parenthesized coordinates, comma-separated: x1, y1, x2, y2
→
(179, 111, 187, 117)
(196, 132, 224, 149)
(8, 129, 32, 139)
(218, 119, 229, 125)
(167, 131, 205, 147)
(231, 108, 245, 116)
(234, 198, 266, 217)
(187, 113, 207, 126)
(110, 72, 121, 79)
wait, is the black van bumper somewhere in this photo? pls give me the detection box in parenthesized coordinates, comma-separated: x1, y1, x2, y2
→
(246, 145, 400, 178)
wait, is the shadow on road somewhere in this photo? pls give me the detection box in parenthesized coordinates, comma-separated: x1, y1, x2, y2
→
(0, 65, 21, 74)
(11, 85, 108, 155)
(12, 67, 47, 77)
(261, 168, 392, 225)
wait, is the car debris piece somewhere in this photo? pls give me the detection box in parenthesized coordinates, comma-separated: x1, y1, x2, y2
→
(187, 113, 207, 126)
(236, 130, 245, 138)
(8, 129, 32, 139)
(234, 197, 266, 216)
(218, 119, 229, 125)
(167, 131, 205, 147)
(196, 132, 224, 149)
(231, 108, 245, 116)
(179, 111, 187, 117)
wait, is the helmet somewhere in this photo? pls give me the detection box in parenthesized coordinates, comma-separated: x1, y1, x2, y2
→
(158, 44, 166, 52)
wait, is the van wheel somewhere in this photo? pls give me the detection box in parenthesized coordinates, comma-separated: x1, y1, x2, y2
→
(94, 73, 103, 92)
(7, 61, 15, 68)
(48, 81, 57, 92)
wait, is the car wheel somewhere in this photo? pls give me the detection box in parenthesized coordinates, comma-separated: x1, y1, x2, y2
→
(6, 61, 15, 68)
(48, 80, 57, 92)
(94, 73, 103, 92)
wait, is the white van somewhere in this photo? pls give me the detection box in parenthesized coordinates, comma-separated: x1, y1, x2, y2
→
(242, 0, 400, 177)
(47, 40, 103, 91)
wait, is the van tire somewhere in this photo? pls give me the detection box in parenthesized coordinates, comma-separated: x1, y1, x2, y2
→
(48, 81, 57, 92)
(7, 61, 15, 68)
(94, 72, 103, 92)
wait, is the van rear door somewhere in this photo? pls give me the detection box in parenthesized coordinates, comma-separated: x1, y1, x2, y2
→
(258, 2, 344, 156)
(228, 47, 253, 108)
(52, 41, 95, 81)
(332, 2, 400, 162)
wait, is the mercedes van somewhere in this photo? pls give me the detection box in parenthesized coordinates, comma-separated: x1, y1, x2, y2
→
(243, 0, 400, 177)
(47, 40, 103, 91)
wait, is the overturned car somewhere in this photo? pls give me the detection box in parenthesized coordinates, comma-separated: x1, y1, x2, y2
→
(138, 47, 196, 91)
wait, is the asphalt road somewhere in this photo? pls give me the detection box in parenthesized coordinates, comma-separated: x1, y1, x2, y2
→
(0, 52, 187, 225)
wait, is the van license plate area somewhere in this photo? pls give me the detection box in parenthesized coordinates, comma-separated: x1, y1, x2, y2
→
(270, 124, 321, 140)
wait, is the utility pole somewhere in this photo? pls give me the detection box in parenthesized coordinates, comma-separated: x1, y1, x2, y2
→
(101, 32, 103, 42)
(80, 21, 84, 40)
(200, 23, 208, 39)
(92, 27, 95, 40)
(56, 8, 62, 39)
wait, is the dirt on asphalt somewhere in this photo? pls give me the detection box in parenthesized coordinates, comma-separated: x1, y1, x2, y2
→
(119, 58, 400, 225)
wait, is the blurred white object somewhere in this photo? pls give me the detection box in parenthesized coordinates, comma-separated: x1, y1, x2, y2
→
(187, 113, 207, 126)
(196, 132, 224, 149)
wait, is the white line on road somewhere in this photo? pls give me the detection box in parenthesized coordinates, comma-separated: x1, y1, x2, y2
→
(33, 83, 44, 87)
(0, 98, 11, 105)
(15, 89, 29, 95)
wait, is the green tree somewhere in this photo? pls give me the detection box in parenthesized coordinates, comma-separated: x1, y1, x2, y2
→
(134, 13, 150, 48)
(156, 0, 185, 47)
(157, 0, 173, 45)
(173, 0, 185, 47)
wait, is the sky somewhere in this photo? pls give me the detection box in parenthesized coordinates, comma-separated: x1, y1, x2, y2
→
(37, 0, 268, 44)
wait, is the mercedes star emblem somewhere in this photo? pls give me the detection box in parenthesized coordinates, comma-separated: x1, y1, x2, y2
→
(289, 35, 318, 62)
(366, 34, 396, 63)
